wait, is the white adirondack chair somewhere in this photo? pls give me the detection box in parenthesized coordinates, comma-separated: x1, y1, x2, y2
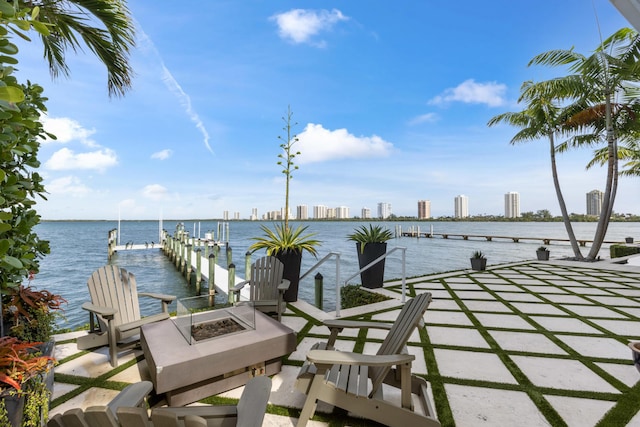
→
(76, 265, 176, 367)
(295, 292, 441, 427)
(232, 256, 290, 321)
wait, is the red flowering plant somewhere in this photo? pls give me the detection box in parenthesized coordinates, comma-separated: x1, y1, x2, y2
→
(0, 337, 52, 392)
(2, 272, 66, 343)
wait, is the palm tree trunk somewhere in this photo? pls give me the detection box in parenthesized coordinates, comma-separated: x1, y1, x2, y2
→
(587, 94, 617, 260)
(549, 133, 583, 259)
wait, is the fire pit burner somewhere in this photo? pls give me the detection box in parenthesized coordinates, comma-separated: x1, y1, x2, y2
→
(191, 318, 245, 341)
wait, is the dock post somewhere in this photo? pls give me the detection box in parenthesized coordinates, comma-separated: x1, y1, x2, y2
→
(185, 244, 193, 280)
(208, 253, 215, 296)
(175, 239, 182, 268)
(315, 273, 323, 310)
(195, 248, 202, 295)
(228, 263, 235, 303)
(226, 245, 232, 267)
(245, 252, 251, 281)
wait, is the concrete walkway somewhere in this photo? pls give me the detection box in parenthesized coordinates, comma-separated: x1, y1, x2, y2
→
(49, 259, 640, 426)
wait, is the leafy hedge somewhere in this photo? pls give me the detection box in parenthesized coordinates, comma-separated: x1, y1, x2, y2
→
(610, 244, 640, 259)
(340, 284, 390, 309)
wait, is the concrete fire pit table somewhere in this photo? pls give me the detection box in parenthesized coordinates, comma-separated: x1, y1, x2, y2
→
(140, 305, 296, 406)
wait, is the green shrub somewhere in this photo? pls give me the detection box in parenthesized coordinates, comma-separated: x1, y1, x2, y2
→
(340, 284, 390, 309)
(610, 244, 640, 258)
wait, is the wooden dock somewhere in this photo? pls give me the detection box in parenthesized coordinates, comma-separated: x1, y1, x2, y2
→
(399, 231, 621, 247)
(106, 228, 244, 299)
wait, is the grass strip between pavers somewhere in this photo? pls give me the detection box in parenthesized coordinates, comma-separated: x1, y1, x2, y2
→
(444, 276, 567, 427)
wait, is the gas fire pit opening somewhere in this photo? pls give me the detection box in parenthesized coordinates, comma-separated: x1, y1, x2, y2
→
(191, 317, 246, 341)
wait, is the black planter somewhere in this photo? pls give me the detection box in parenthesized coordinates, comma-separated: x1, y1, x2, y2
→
(275, 249, 303, 302)
(470, 258, 487, 271)
(356, 242, 387, 289)
(36, 340, 55, 401)
(1, 394, 25, 427)
(536, 250, 550, 261)
(626, 237, 634, 244)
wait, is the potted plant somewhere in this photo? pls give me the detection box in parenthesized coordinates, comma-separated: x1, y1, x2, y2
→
(249, 107, 321, 302)
(0, 336, 54, 427)
(536, 246, 550, 261)
(626, 237, 634, 244)
(347, 225, 394, 288)
(470, 250, 487, 271)
(249, 223, 320, 302)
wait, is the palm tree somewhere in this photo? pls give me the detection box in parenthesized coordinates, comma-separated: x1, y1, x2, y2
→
(21, 0, 135, 97)
(528, 28, 640, 259)
(488, 81, 585, 259)
(587, 140, 640, 177)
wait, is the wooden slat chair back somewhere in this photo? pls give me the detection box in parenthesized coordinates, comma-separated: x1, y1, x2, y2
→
(295, 292, 440, 427)
(250, 256, 285, 301)
(368, 291, 431, 396)
(87, 265, 141, 330)
(232, 256, 290, 321)
(77, 265, 176, 367)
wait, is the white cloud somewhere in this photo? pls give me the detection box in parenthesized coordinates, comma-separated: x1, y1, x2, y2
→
(296, 123, 393, 164)
(270, 9, 348, 46)
(151, 149, 173, 160)
(41, 116, 97, 146)
(430, 79, 507, 107)
(44, 147, 118, 172)
(408, 113, 439, 125)
(46, 176, 91, 196)
(142, 184, 169, 201)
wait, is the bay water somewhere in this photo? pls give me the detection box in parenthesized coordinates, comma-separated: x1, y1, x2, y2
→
(33, 220, 640, 330)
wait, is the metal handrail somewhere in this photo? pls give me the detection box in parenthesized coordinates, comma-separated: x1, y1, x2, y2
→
(298, 252, 342, 311)
(339, 246, 407, 317)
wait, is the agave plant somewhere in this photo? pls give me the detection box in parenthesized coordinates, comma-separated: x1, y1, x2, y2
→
(471, 250, 486, 259)
(347, 225, 394, 253)
(249, 223, 320, 257)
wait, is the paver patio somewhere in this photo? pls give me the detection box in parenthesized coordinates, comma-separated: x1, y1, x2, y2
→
(49, 259, 640, 426)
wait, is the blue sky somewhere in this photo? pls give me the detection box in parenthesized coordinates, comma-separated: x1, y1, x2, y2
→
(14, 0, 640, 220)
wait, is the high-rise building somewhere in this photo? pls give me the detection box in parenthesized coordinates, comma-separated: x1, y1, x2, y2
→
(587, 190, 604, 216)
(233, 212, 240, 220)
(335, 206, 349, 219)
(223, 210, 229, 220)
(418, 200, 431, 219)
(250, 208, 258, 221)
(326, 208, 336, 219)
(297, 204, 309, 220)
(361, 207, 371, 219)
(454, 195, 469, 218)
(504, 192, 520, 218)
(313, 205, 328, 219)
(378, 202, 392, 219)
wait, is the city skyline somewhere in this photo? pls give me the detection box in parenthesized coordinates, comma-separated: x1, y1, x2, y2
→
(242, 188, 625, 221)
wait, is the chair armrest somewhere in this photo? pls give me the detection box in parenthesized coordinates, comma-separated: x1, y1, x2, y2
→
(107, 381, 153, 415)
(323, 319, 394, 331)
(156, 406, 237, 419)
(277, 279, 291, 291)
(307, 349, 414, 367)
(81, 302, 117, 319)
(232, 280, 249, 293)
(323, 319, 394, 347)
(138, 292, 176, 303)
